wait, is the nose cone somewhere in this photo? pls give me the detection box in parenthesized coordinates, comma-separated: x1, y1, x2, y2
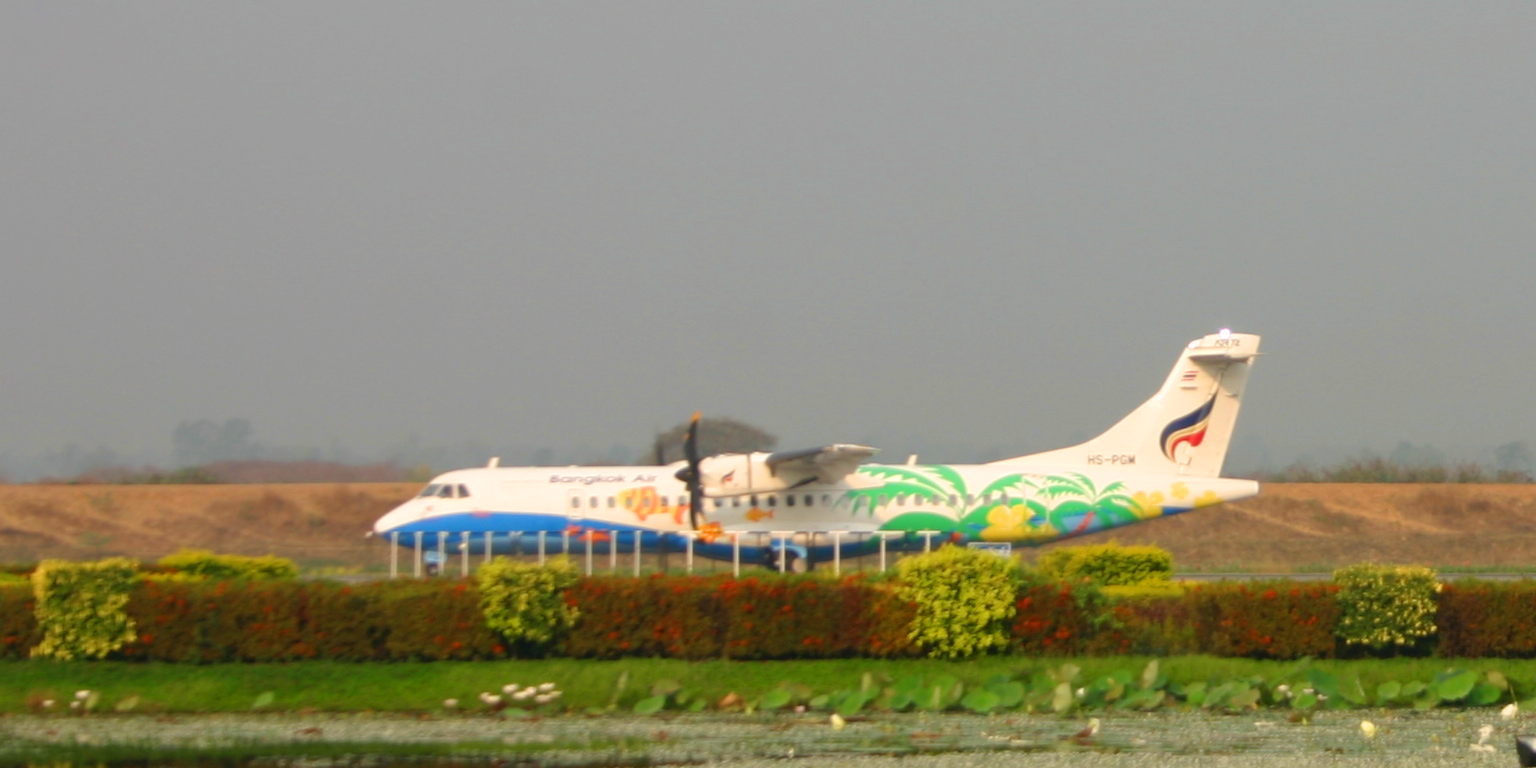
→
(372, 501, 420, 537)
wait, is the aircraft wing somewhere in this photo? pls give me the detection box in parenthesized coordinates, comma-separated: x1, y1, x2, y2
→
(765, 444, 878, 485)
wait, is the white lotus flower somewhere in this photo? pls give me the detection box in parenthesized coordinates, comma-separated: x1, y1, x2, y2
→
(829, 713, 846, 730)
(1501, 702, 1519, 721)
(513, 689, 535, 701)
(1359, 720, 1377, 740)
(502, 683, 519, 695)
(443, 699, 459, 709)
(539, 682, 557, 692)
(1478, 724, 1494, 746)
(74, 690, 91, 700)
(41, 700, 55, 709)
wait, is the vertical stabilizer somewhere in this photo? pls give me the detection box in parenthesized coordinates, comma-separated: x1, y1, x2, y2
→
(992, 330, 1261, 477)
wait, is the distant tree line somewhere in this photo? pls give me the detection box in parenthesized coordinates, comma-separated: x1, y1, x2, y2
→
(1254, 441, 1534, 483)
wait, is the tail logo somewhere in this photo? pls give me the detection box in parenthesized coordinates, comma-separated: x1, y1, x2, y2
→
(1161, 395, 1217, 461)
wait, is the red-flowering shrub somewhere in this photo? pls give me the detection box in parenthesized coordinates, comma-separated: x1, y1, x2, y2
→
(0, 583, 37, 659)
(1013, 581, 1101, 655)
(1436, 581, 1536, 658)
(563, 574, 914, 660)
(377, 579, 506, 660)
(563, 575, 722, 659)
(1187, 582, 1339, 659)
(121, 578, 504, 662)
(1081, 594, 1197, 656)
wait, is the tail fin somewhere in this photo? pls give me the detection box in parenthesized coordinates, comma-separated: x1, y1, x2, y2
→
(992, 330, 1261, 477)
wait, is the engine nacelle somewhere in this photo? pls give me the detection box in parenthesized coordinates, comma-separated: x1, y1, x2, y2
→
(697, 453, 797, 497)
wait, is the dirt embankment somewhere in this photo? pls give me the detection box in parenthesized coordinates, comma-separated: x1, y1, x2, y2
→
(0, 483, 417, 566)
(1, 482, 1534, 570)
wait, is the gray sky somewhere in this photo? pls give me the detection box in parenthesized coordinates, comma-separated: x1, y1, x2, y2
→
(3, 3, 1535, 478)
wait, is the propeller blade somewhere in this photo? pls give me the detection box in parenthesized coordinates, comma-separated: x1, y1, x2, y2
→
(684, 412, 703, 530)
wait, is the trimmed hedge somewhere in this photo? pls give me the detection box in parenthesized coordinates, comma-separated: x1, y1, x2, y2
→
(1436, 581, 1536, 658)
(562, 574, 914, 660)
(0, 583, 37, 660)
(6, 556, 1536, 661)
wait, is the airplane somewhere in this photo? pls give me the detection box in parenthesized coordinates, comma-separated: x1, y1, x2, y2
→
(371, 330, 1262, 572)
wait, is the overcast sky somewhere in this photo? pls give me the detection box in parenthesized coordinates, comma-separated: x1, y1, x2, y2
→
(3, 3, 1535, 478)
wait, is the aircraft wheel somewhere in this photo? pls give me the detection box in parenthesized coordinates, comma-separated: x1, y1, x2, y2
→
(778, 550, 810, 574)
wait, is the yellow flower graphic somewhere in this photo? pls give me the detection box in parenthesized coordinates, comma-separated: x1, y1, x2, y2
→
(1169, 482, 1189, 500)
(1193, 490, 1223, 508)
(981, 504, 1029, 541)
(1129, 491, 1164, 520)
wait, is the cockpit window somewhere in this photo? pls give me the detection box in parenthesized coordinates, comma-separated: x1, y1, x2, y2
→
(437, 485, 455, 498)
(457, 484, 470, 498)
(417, 484, 442, 498)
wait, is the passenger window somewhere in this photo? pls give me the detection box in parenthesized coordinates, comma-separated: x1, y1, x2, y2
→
(607, 497, 615, 508)
(570, 497, 580, 509)
(589, 496, 598, 508)
(767, 495, 777, 507)
(804, 494, 813, 507)
(732, 497, 742, 507)
(822, 494, 832, 505)
(949, 494, 958, 506)
(786, 495, 796, 507)
(623, 496, 633, 508)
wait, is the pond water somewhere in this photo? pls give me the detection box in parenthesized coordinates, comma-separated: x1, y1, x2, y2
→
(2, 711, 1530, 768)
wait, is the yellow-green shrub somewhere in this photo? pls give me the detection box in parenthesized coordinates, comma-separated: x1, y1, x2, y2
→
(156, 548, 298, 580)
(477, 557, 580, 654)
(895, 546, 1023, 659)
(1038, 542, 1173, 586)
(31, 558, 139, 660)
(1333, 563, 1439, 651)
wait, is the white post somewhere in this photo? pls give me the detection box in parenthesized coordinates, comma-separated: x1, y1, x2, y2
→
(584, 533, 594, 576)
(633, 530, 642, 577)
(389, 531, 399, 579)
(460, 532, 470, 577)
(921, 530, 937, 553)
(731, 533, 741, 577)
(560, 530, 569, 562)
(608, 532, 618, 572)
(538, 531, 547, 564)
(878, 533, 888, 572)
(413, 531, 423, 578)
(831, 531, 843, 576)
(684, 533, 695, 574)
(484, 532, 493, 564)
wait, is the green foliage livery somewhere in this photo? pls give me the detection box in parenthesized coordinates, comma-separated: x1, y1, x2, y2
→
(155, 549, 298, 581)
(896, 546, 1023, 659)
(1038, 542, 1174, 586)
(31, 558, 139, 660)
(1333, 564, 1440, 650)
(477, 557, 580, 653)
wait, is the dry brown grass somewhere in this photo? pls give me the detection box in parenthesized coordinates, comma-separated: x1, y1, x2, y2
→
(1, 482, 1535, 571)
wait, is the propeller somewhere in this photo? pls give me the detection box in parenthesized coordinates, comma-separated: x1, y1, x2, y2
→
(673, 411, 705, 530)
